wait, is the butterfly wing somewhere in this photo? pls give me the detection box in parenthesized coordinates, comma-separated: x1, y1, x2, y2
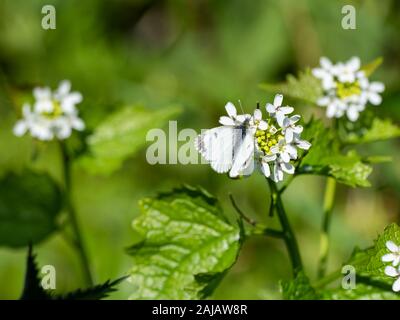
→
(196, 126, 238, 173)
(229, 130, 255, 178)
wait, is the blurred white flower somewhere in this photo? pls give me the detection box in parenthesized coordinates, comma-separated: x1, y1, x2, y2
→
(313, 56, 384, 122)
(13, 80, 85, 141)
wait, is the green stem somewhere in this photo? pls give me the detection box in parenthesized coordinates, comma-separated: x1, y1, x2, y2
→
(268, 179, 303, 275)
(317, 177, 337, 279)
(60, 142, 94, 287)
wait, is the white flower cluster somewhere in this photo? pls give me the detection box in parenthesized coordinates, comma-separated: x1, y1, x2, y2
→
(382, 240, 400, 292)
(13, 80, 85, 141)
(198, 94, 311, 182)
(255, 94, 311, 182)
(312, 57, 385, 122)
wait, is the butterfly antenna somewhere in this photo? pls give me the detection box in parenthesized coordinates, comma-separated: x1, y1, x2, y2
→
(238, 100, 245, 114)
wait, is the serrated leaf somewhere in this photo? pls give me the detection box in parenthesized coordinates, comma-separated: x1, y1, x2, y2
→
(300, 119, 372, 187)
(56, 277, 127, 300)
(281, 271, 320, 300)
(0, 170, 62, 247)
(347, 224, 400, 284)
(259, 69, 323, 104)
(20, 244, 51, 300)
(344, 118, 400, 144)
(20, 245, 125, 300)
(360, 57, 383, 77)
(127, 186, 241, 299)
(78, 105, 181, 175)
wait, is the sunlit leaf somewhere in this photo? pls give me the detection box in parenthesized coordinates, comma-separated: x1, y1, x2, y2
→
(300, 119, 372, 187)
(79, 105, 181, 175)
(259, 69, 323, 104)
(127, 186, 241, 299)
(360, 57, 383, 77)
(344, 118, 400, 144)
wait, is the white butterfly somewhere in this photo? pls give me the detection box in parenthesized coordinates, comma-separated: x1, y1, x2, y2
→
(195, 102, 256, 178)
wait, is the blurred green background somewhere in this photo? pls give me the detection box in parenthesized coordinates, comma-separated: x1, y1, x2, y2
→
(0, 0, 399, 299)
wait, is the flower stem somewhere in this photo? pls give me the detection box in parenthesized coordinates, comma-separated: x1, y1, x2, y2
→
(317, 177, 337, 279)
(268, 179, 303, 275)
(60, 142, 94, 287)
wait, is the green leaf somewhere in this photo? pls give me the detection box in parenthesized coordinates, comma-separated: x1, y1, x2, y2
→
(360, 57, 383, 77)
(0, 170, 62, 247)
(259, 69, 323, 104)
(322, 283, 400, 300)
(344, 118, 400, 144)
(347, 224, 400, 283)
(56, 277, 128, 300)
(78, 105, 181, 175)
(300, 119, 372, 187)
(281, 271, 320, 300)
(20, 245, 126, 300)
(127, 186, 241, 299)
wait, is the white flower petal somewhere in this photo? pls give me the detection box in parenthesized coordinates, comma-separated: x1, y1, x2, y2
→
(71, 117, 85, 131)
(296, 139, 311, 150)
(253, 108, 262, 121)
(13, 121, 28, 136)
(33, 87, 51, 100)
(258, 121, 268, 130)
(225, 102, 237, 118)
(285, 129, 293, 143)
(393, 277, 400, 292)
(348, 56, 360, 71)
(219, 116, 235, 126)
(394, 256, 400, 267)
(281, 162, 295, 174)
(382, 253, 396, 262)
(266, 103, 276, 113)
(312, 68, 326, 79)
(273, 94, 283, 107)
(385, 266, 399, 277)
(281, 152, 290, 163)
(368, 92, 382, 105)
(34, 100, 54, 113)
(280, 106, 294, 115)
(263, 154, 277, 162)
(290, 115, 301, 123)
(386, 241, 399, 253)
(326, 103, 338, 118)
(261, 161, 271, 178)
(317, 96, 330, 106)
(57, 80, 71, 96)
(277, 113, 286, 127)
(320, 57, 332, 70)
(346, 106, 360, 122)
(370, 81, 385, 93)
